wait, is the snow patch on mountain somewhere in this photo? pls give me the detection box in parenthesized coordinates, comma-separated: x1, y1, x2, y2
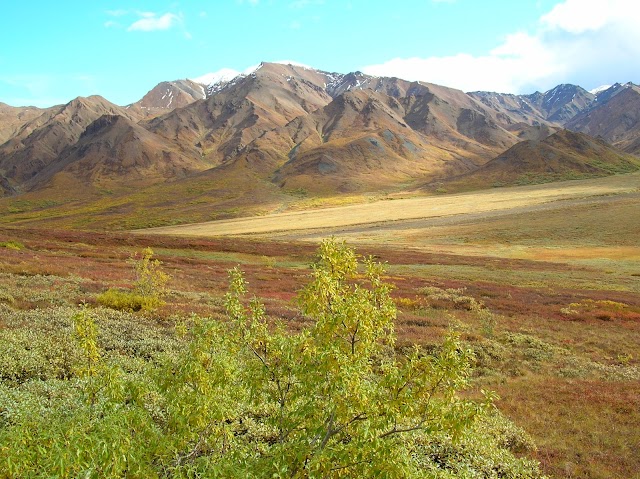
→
(590, 84, 611, 95)
(191, 68, 240, 87)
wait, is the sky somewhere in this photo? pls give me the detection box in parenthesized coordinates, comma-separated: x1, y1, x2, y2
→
(1, 0, 638, 107)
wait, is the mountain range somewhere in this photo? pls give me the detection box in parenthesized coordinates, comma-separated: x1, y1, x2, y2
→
(0, 61, 638, 228)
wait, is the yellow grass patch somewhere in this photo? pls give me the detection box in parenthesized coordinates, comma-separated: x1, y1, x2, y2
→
(143, 173, 639, 238)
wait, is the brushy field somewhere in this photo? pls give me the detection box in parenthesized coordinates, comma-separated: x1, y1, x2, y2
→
(1, 226, 638, 478)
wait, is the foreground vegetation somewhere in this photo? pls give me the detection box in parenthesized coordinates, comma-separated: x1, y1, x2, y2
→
(0, 240, 545, 478)
(0, 227, 638, 478)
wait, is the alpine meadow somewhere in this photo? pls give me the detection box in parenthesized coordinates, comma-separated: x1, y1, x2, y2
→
(1, 1, 640, 478)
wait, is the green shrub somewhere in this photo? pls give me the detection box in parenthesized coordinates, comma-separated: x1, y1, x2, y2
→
(419, 286, 479, 309)
(130, 247, 170, 298)
(96, 288, 162, 312)
(0, 329, 79, 384)
(502, 332, 556, 362)
(412, 411, 541, 478)
(0, 240, 24, 250)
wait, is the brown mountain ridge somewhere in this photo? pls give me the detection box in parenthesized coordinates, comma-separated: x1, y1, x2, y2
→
(0, 62, 638, 228)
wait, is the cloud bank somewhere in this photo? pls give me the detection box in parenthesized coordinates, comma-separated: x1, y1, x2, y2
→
(362, 0, 640, 93)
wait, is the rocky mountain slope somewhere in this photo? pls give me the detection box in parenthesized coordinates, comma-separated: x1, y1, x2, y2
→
(469, 84, 595, 127)
(0, 96, 138, 194)
(127, 80, 206, 118)
(566, 83, 640, 154)
(25, 114, 211, 194)
(0, 103, 46, 145)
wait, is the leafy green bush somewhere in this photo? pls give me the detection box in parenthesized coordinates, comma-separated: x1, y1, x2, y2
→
(419, 286, 479, 310)
(0, 329, 79, 383)
(96, 288, 162, 312)
(130, 247, 170, 298)
(412, 412, 541, 478)
(0, 240, 24, 250)
(0, 273, 84, 307)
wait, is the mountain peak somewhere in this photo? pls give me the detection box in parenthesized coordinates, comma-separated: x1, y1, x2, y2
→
(2, 60, 640, 209)
(132, 80, 205, 113)
(190, 61, 313, 93)
(66, 95, 110, 109)
(81, 113, 131, 138)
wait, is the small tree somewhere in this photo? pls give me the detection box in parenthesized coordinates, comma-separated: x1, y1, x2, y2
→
(214, 238, 491, 477)
(131, 247, 170, 299)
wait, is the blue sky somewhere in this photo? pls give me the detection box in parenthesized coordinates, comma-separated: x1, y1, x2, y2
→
(1, 0, 638, 107)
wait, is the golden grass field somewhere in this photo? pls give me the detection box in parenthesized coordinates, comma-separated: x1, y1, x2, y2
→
(146, 173, 638, 236)
(145, 173, 640, 268)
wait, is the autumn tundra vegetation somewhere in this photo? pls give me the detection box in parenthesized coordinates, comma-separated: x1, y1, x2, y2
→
(0, 238, 551, 478)
(1, 191, 639, 478)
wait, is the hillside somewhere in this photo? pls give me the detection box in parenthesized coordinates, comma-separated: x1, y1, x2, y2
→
(436, 130, 640, 192)
(0, 102, 46, 145)
(26, 114, 212, 194)
(0, 96, 138, 195)
(127, 79, 207, 118)
(469, 84, 595, 127)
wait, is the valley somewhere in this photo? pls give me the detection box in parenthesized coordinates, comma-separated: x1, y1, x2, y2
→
(1, 61, 639, 478)
(143, 172, 639, 243)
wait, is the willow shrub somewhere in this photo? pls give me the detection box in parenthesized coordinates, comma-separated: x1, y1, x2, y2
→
(0, 239, 544, 478)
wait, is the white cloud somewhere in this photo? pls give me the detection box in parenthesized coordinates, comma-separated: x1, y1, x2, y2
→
(362, 0, 640, 93)
(190, 61, 312, 86)
(243, 64, 261, 74)
(540, 0, 625, 33)
(362, 34, 560, 94)
(127, 12, 180, 32)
